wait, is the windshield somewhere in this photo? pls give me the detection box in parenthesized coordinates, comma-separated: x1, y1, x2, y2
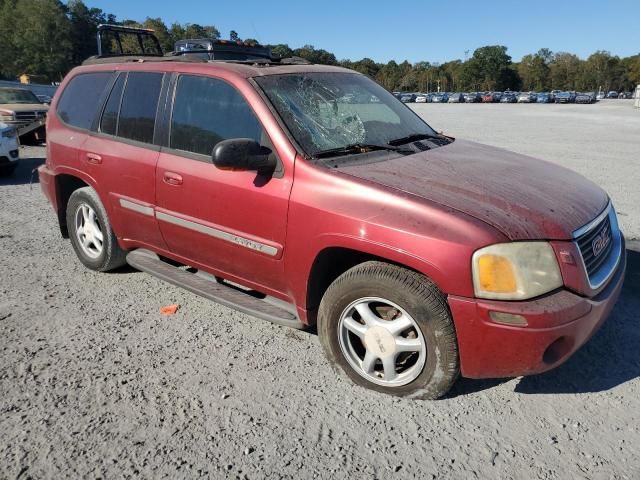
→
(254, 72, 438, 158)
(0, 88, 41, 104)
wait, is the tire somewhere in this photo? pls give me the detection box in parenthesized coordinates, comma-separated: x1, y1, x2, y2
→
(66, 186, 127, 272)
(318, 261, 459, 399)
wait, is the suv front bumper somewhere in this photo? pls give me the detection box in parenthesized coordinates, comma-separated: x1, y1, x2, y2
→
(448, 240, 626, 379)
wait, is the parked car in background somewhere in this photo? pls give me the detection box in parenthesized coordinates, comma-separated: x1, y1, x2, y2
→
(606, 91, 618, 99)
(500, 92, 517, 103)
(431, 93, 449, 103)
(464, 92, 482, 103)
(481, 92, 498, 103)
(517, 92, 537, 103)
(448, 93, 465, 103)
(555, 91, 576, 103)
(536, 92, 553, 103)
(596, 91, 606, 100)
(414, 93, 429, 103)
(0, 123, 19, 176)
(575, 92, 596, 104)
(618, 91, 633, 99)
(36, 94, 53, 105)
(400, 93, 416, 103)
(0, 87, 48, 143)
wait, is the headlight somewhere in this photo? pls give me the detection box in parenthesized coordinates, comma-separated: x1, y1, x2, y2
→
(0, 109, 15, 121)
(2, 128, 16, 138)
(472, 242, 563, 300)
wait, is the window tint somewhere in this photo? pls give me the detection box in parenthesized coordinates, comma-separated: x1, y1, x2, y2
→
(118, 72, 163, 144)
(57, 72, 113, 130)
(170, 75, 262, 156)
(100, 73, 125, 136)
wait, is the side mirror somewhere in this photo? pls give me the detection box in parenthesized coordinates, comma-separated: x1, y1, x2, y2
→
(211, 138, 277, 173)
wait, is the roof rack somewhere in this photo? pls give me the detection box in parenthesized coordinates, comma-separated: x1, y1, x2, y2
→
(96, 24, 163, 57)
(83, 25, 313, 67)
(171, 38, 273, 61)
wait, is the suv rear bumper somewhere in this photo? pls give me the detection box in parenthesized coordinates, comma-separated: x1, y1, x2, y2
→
(448, 242, 626, 379)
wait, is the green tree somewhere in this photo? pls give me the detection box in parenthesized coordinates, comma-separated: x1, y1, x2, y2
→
(142, 17, 173, 53)
(67, 0, 112, 63)
(464, 45, 518, 90)
(269, 43, 294, 59)
(579, 51, 625, 91)
(621, 55, 640, 89)
(346, 57, 380, 78)
(183, 23, 219, 39)
(518, 49, 552, 90)
(375, 60, 401, 90)
(0, 0, 72, 82)
(293, 45, 337, 65)
(549, 52, 581, 90)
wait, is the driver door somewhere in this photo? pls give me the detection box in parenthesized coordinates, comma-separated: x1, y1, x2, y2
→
(155, 73, 293, 294)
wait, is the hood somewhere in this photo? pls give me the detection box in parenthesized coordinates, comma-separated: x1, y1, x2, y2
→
(337, 139, 608, 240)
(0, 103, 49, 112)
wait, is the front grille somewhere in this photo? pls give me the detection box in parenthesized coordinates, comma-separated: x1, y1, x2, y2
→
(14, 111, 46, 122)
(575, 211, 614, 280)
(15, 111, 37, 121)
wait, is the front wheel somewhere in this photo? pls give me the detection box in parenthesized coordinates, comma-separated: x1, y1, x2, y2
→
(318, 261, 459, 399)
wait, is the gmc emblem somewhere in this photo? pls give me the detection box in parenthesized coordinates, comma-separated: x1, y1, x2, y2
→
(592, 227, 611, 258)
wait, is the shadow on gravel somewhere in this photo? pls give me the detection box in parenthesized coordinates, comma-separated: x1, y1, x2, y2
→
(451, 244, 640, 397)
(0, 156, 45, 186)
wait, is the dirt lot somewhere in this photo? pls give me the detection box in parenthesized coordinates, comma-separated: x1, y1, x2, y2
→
(1, 101, 639, 479)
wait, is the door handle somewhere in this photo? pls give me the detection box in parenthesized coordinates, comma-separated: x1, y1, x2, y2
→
(163, 171, 183, 186)
(86, 153, 102, 164)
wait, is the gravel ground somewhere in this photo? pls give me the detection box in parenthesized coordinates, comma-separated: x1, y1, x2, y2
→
(1, 100, 639, 479)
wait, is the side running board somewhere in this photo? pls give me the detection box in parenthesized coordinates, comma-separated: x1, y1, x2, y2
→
(126, 249, 305, 329)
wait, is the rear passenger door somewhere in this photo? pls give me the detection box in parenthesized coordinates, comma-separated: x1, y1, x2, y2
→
(155, 74, 293, 294)
(50, 71, 114, 194)
(83, 71, 167, 250)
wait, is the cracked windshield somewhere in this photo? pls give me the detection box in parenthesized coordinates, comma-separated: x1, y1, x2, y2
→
(255, 72, 440, 158)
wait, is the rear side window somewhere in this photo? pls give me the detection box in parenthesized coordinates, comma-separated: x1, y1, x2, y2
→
(170, 75, 262, 156)
(57, 72, 113, 130)
(100, 73, 125, 136)
(117, 72, 163, 144)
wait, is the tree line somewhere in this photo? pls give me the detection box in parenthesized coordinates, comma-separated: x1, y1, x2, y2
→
(1, 0, 638, 93)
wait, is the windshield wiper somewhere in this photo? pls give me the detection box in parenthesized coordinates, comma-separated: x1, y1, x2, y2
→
(313, 143, 413, 159)
(388, 133, 443, 146)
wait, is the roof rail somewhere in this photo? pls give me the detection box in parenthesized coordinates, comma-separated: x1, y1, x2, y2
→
(96, 24, 163, 57)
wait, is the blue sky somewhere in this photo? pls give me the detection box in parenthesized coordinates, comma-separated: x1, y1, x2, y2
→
(85, 0, 639, 63)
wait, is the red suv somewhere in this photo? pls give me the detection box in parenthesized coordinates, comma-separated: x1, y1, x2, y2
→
(39, 50, 625, 399)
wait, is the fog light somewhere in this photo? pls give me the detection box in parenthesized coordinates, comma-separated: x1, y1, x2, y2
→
(9, 149, 19, 159)
(489, 311, 528, 326)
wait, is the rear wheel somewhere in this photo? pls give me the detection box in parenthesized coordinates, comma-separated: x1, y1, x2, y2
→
(66, 187, 126, 271)
(318, 261, 459, 399)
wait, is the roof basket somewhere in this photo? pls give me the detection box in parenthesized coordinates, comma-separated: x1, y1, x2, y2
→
(171, 38, 273, 62)
(96, 24, 163, 57)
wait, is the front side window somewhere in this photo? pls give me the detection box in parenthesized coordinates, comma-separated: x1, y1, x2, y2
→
(57, 72, 113, 130)
(117, 72, 163, 144)
(170, 75, 262, 156)
(254, 72, 439, 158)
